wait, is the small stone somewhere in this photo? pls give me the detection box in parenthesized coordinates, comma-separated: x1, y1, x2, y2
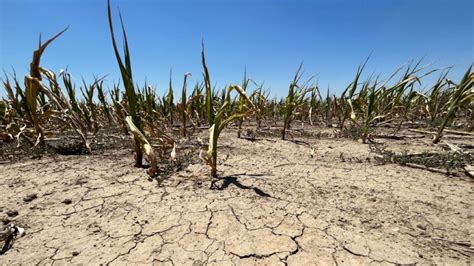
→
(62, 199, 72, 205)
(72, 251, 80, 256)
(23, 193, 38, 202)
(416, 224, 427, 230)
(6, 210, 18, 217)
(371, 223, 382, 229)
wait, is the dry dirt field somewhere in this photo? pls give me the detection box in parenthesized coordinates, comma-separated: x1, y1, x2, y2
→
(0, 128, 472, 265)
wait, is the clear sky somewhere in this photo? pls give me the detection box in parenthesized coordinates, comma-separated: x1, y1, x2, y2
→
(1, 0, 473, 98)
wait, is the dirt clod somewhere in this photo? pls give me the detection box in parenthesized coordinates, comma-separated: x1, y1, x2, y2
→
(417, 224, 427, 231)
(23, 194, 38, 202)
(6, 210, 18, 217)
(62, 199, 72, 205)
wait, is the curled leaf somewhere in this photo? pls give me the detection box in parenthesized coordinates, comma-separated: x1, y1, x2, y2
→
(125, 116, 157, 177)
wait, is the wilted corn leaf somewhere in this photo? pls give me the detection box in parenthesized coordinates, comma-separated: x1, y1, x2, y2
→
(206, 124, 215, 164)
(125, 116, 157, 176)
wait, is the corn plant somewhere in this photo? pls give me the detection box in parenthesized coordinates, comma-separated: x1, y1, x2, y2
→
(107, 0, 157, 176)
(188, 82, 205, 127)
(333, 58, 368, 130)
(251, 84, 270, 129)
(163, 70, 175, 126)
(324, 88, 333, 127)
(433, 65, 473, 143)
(236, 70, 255, 138)
(349, 61, 434, 143)
(417, 70, 452, 124)
(385, 60, 438, 124)
(96, 79, 114, 125)
(200, 44, 257, 183)
(307, 85, 322, 126)
(176, 72, 202, 137)
(110, 83, 129, 135)
(36, 68, 91, 152)
(3, 71, 26, 119)
(80, 77, 105, 133)
(140, 83, 161, 137)
(2, 72, 26, 142)
(354, 79, 385, 143)
(61, 70, 81, 116)
(394, 89, 423, 131)
(23, 27, 68, 146)
(281, 64, 313, 140)
(23, 31, 93, 152)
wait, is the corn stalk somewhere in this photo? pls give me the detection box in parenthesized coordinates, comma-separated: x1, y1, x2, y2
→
(281, 64, 313, 140)
(107, 0, 157, 175)
(24, 27, 68, 146)
(200, 44, 257, 183)
(176, 72, 200, 137)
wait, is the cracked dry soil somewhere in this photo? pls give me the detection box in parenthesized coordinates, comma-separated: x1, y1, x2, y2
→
(0, 131, 472, 265)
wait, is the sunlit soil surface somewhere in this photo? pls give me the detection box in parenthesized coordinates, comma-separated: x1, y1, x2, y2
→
(1, 128, 472, 265)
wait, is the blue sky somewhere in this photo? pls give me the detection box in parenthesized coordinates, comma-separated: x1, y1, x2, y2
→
(1, 0, 472, 98)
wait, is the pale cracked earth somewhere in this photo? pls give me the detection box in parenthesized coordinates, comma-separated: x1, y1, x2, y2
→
(0, 131, 472, 265)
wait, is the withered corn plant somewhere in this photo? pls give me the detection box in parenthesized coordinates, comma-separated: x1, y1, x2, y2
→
(385, 62, 439, 130)
(61, 70, 81, 116)
(281, 64, 314, 140)
(2, 71, 26, 142)
(419, 70, 452, 124)
(8, 28, 91, 152)
(110, 83, 129, 135)
(140, 82, 160, 136)
(251, 84, 270, 129)
(37, 68, 91, 152)
(236, 70, 256, 138)
(176, 72, 202, 137)
(200, 45, 257, 184)
(23, 28, 68, 147)
(433, 65, 473, 143)
(333, 58, 368, 131)
(308, 86, 321, 126)
(188, 82, 205, 127)
(324, 88, 333, 127)
(348, 61, 434, 143)
(163, 70, 175, 126)
(107, 0, 157, 176)
(96, 79, 114, 125)
(80, 77, 105, 133)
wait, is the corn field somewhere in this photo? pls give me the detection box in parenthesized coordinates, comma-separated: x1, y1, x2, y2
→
(1, 0, 473, 182)
(1, 1, 474, 264)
